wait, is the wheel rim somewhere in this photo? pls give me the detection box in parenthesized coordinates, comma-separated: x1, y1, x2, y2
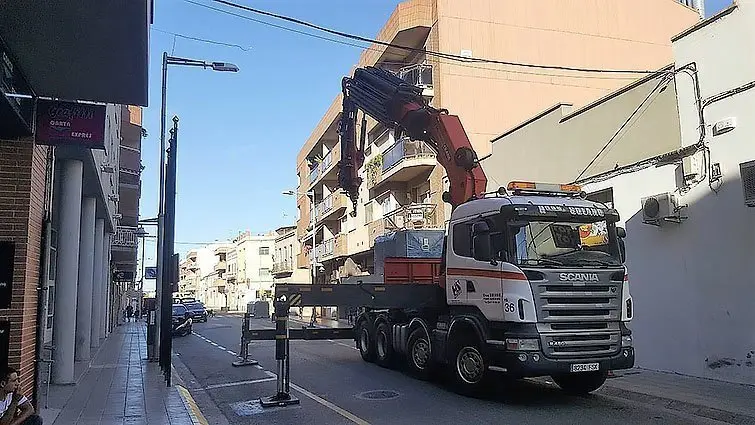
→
(411, 338, 430, 370)
(377, 331, 387, 359)
(359, 327, 370, 354)
(456, 346, 484, 384)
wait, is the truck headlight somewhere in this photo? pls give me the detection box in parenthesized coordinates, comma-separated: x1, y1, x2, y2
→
(621, 335, 633, 347)
(506, 338, 539, 351)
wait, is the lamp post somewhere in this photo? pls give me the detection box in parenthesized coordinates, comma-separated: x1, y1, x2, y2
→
(136, 226, 148, 316)
(282, 190, 316, 284)
(156, 53, 239, 373)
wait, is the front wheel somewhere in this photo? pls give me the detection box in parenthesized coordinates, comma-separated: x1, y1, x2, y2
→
(552, 370, 608, 395)
(449, 336, 488, 397)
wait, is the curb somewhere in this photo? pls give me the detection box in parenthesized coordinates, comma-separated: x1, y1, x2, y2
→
(599, 385, 755, 424)
(176, 385, 210, 425)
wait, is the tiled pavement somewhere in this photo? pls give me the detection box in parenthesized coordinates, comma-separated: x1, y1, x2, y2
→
(40, 322, 203, 425)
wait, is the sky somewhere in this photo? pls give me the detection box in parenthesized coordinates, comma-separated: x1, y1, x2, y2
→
(138, 0, 733, 285)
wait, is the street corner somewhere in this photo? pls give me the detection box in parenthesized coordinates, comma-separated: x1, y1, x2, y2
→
(176, 384, 211, 425)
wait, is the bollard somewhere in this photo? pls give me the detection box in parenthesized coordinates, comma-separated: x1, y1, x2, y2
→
(232, 313, 259, 367)
(260, 295, 300, 408)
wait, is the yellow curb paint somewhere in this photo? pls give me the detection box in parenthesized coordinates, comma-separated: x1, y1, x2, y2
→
(177, 385, 210, 425)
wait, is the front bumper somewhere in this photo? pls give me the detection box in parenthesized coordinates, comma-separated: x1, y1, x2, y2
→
(190, 312, 207, 321)
(487, 344, 634, 377)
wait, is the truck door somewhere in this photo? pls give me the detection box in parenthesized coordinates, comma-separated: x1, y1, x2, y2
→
(445, 217, 503, 320)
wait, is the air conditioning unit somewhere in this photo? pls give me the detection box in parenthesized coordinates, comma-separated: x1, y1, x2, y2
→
(641, 193, 684, 225)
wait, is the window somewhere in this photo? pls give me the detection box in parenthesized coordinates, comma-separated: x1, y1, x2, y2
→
(260, 268, 271, 278)
(586, 188, 614, 209)
(259, 247, 270, 255)
(452, 221, 473, 257)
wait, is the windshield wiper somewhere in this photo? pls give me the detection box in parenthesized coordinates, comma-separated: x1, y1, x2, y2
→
(567, 258, 621, 267)
(520, 258, 565, 267)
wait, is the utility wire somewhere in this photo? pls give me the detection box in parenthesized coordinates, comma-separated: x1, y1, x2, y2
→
(182, 0, 638, 82)
(210, 0, 656, 75)
(151, 27, 253, 51)
(573, 73, 672, 182)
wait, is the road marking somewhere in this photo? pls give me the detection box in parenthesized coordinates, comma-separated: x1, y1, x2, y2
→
(176, 385, 210, 425)
(218, 345, 226, 350)
(328, 339, 358, 351)
(290, 382, 371, 425)
(204, 377, 277, 390)
(193, 331, 369, 424)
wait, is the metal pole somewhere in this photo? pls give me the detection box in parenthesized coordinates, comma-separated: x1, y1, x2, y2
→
(139, 233, 145, 319)
(311, 192, 316, 284)
(162, 116, 180, 386)
(155, 52, 168, 360)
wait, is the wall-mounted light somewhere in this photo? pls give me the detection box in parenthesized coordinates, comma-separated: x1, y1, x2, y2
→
(713, 117, 737, 137)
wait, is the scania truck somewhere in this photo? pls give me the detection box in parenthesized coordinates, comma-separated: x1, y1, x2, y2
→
(274, 66, 634, 396)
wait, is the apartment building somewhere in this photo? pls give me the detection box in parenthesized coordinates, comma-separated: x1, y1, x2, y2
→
(272, 225, 310, 284)
(232, 231, 276, 309)
(295, 0, 701, 281)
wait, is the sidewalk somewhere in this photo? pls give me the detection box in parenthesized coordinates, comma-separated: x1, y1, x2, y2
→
(600, 368, 755, 424)
(39, 322, 206, 425)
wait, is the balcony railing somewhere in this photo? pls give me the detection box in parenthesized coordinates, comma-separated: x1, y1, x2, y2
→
(398, 63, 433, 89)
(214, 261, 227, 272)
(315, 192, 347, 221)
(309, 165, 320, 185)
(112, 226, 138, 249)
(313, 238, 335, 259)
(272, 260, 295, 274)
(384, 203, 440, 232)
(308, 145, 340, 187)
(382, 138, 435, 173)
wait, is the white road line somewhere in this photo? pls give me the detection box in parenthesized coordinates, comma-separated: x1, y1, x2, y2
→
(204, 377, 277, 390)
(194, 331, 369, 424)
(290, 382, 371, 425)
(217, 346, 226, 350)
(327, 339, 358, 351)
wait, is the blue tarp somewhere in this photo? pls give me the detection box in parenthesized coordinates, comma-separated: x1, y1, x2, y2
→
(373, 230, 445, 276)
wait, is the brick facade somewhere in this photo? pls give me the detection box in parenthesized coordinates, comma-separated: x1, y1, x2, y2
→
(0, 139, 48, 397)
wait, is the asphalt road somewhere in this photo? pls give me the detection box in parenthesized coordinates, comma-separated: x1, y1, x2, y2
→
(171, 314, 721, 425)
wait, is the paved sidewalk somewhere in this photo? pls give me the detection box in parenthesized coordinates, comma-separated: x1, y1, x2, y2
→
(39, 322, 206, 425)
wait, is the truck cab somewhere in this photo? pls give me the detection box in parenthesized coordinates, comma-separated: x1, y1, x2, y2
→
(436, 181, 633, 394)
(354, 181, 633, 396)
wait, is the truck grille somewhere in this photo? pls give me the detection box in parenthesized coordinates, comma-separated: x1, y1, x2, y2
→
(531, 279, 623, 359)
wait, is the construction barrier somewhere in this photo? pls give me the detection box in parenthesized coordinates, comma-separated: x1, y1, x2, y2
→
(231, 313, 259, 367)
(259, 295, 300, 407)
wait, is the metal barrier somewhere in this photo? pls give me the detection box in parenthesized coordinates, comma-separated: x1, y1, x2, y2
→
(231, 313, 259, 367)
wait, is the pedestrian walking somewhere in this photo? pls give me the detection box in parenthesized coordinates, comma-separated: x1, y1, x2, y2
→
(126, 305, 133, 322)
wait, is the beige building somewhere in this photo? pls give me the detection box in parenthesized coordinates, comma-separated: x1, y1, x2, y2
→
(294, 0, 700, 281)
(272, 225, 311, 284)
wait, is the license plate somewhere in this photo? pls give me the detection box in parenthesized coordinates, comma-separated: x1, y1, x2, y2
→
(570, 363, 600, 373)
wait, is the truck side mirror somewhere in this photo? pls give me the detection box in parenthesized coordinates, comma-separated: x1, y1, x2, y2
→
(616, 226, 626, 263)
(471, 221, 492, 262)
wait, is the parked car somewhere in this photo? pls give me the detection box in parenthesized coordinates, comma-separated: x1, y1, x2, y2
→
(171, 303, 193, 337)
(184, 301, 208, 323)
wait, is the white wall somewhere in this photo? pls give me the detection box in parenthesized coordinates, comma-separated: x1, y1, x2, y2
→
(581, 0, 755, 384)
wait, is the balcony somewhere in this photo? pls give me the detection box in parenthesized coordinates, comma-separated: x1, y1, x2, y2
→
(214, 261, 227, 272)
(111, 226, 138, 251)
(368, 138, 436, 188)
(315, 238, 335, 260)
(315, 192, 348, 223)
(308, 144, 341, 188)
(398, 64, 434, 97)
(368, 204, 441, 247)
(384, 203, 441, 232)
(297, 251, 309, 269)
(272, 260, 294, 275)
(214, 246, 230, 255)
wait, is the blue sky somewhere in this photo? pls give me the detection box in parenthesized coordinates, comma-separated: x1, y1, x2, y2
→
(138, 0, 732, 275)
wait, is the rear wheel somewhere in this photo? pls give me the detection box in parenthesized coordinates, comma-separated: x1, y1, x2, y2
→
(449, 336, 488, 397)
(375, 322, 395, 368)
(406, 328, 432, 380)
(553, 370, 608, 395)
(356, 320, 375, 362)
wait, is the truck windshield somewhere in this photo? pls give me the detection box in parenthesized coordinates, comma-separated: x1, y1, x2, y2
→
(510, 219, 622, 267)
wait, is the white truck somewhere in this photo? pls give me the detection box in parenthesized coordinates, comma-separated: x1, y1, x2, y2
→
(272, 66, 634, 396)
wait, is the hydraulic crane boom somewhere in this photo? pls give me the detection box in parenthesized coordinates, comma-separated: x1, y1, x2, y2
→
(337, 66, 487, 216)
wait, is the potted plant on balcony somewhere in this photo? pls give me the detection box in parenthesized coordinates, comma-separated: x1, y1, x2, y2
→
(365, 154, 383, 186)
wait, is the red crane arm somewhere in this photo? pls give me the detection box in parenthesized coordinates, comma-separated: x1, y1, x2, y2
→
(336, 66, 487, 216)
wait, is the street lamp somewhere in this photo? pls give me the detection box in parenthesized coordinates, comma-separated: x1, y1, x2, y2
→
(282, 190, 317, 284)
(136, 226, 149, 316)
(155, 53, 239, 376)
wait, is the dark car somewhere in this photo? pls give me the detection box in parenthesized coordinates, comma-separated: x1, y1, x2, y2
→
(183, 301, 208, 323)
(171, 304, 193, 337)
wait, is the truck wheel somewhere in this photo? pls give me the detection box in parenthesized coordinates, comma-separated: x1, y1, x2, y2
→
(406, 328, 432, 380)
(356, 320, 376, 362)
(553, 371, 608, 395)
(374, 322, 395, 368)
(450, 336, 488, 396)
